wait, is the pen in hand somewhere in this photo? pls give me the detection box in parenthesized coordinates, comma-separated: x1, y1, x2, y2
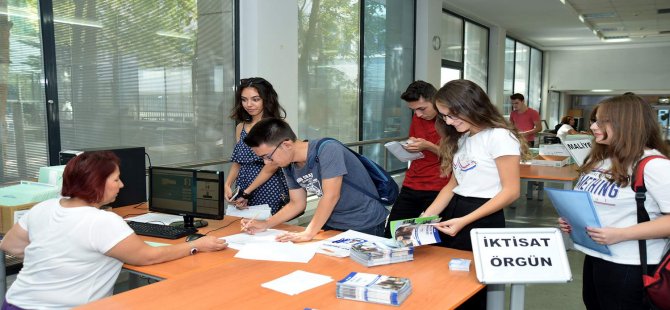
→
(241, 212, 261, 232)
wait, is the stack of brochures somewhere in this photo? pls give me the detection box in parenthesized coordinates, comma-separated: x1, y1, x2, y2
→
(349, 241, 414, 267)
(317, 230, 392, 258)
(336, 272, 412, 306)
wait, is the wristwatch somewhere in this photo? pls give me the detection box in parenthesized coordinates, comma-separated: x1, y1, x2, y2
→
(188, 241, 198, 255)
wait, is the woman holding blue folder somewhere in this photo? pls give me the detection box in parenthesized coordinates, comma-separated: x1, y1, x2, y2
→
(558, 94, 670, 310)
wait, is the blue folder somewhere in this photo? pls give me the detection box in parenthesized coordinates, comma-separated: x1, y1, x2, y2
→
(545, 188, 611, 255)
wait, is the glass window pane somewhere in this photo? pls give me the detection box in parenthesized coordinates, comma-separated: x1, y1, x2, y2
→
(298, 0, 360, 142)
(513, 42, 530, 99)
(441, 67, 461, 86)
(361, 0, 415, 172)
(503, 38, 515, 115)
(441, 12, 462, 63)
(1, 1, 48, 183)
(528, 47, 543, 111)
(464, 22, 488, 92)
(53, 0, 236, 166)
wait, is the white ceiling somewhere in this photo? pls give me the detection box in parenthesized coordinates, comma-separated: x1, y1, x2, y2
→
(443, 0, 670, 49)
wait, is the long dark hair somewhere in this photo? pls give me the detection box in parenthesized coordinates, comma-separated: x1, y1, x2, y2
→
(433, 79, 528, 174)
(230, 77, 286, 122)
(578, 94, 669, 186)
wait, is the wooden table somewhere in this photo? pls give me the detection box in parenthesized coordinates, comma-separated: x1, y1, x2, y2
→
(79, 245, 481, 309)
(519, 164, 579, 190)
(77, 206, 484, 309)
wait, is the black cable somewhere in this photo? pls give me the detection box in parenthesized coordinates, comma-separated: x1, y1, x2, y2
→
(144, 152, 152, 168)
(133, 202, 147, 209)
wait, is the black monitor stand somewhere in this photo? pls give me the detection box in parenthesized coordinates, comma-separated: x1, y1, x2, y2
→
(170, 215, 209, 229)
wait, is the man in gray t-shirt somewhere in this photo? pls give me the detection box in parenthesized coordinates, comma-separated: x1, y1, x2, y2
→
(240, 118, 389, 242)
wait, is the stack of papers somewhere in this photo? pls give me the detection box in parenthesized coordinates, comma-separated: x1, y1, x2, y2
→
(315, 230, 393, 258)
(225, 204, 272, 220)
(349, 241, 414, 267)
(262, 270, 333, 295)
(234, 242, 316, 263)
(336, 272, 412, 306)
(449, 258, 471, 271)
(125, 212, 183, 225)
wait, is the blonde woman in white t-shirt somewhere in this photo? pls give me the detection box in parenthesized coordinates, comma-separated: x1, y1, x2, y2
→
(422, 80, 528, 309)
(423, 80, 528, 251)
(558, 94, 670, 310)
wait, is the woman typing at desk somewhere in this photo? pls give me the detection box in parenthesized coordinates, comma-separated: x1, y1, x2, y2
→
(0, 151, 228, 309)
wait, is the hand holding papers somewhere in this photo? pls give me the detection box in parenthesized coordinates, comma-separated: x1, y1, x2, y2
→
(545, 188, 611, 255)
(384, 140, 424, 162)
(390, 215, 442, 246)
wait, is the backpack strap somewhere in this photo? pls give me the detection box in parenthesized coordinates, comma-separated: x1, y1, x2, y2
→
(632, 155, 667, 276)
(313, 138, 381, 203)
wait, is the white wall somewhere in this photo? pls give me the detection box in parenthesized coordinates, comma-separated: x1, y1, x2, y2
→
(547, 44, 670, 92)
(415, 0, 443, 86)
(239, 0, 300, 130)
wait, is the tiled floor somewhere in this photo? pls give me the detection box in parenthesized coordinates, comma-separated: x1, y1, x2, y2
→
(4, 180, 587, 309)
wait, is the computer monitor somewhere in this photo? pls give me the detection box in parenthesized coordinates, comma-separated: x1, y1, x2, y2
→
(148, 166, 225, 228)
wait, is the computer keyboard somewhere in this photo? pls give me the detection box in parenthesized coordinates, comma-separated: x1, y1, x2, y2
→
(127, 221, 197, 240)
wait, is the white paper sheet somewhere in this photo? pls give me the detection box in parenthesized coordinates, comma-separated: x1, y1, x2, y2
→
(234, 242, 316, 263)
(225, 204, 272, 220)
(261, 270, 333, 295)
(221, 229, 288, 250)
(125, 212, 183, 225)
(384, 141, 424, 162)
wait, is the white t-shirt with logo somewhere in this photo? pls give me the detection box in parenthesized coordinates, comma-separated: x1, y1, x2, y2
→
(6, 198, 133, 309)
(452, 128, 521, 198)
(573, 150, 670, 265)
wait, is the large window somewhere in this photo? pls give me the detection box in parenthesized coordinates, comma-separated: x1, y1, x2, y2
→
(361, 0, 415, 172)
(297, 0, 360, 143)
(503, 37, 543, 115)
(53, 0, 236, 166)
(1, 0, 49, 183)
(298, 0, 415, 171)
(440, 11, 488, 91)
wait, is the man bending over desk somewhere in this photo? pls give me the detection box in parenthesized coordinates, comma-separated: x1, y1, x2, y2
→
(241, 118, 389, 242)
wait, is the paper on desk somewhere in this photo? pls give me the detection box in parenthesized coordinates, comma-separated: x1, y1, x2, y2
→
(125, 212, 183, 225)
(144, 241, 170, 247)
(261, 270, 333, 295)
(312, 229, 394, 257)
(235, 242, 317, 263)
(225, 204, 272, 220)
(221, 229, 288, 250)
(384, 141, 424, 162)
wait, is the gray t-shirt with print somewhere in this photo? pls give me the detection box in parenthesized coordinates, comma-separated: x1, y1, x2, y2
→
(283, 139, 389, 231)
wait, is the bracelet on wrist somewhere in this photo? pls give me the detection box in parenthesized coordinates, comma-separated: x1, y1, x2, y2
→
(240, 190, 253, 200)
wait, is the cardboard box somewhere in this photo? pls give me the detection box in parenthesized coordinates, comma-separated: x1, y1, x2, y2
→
(0, 202, 36, 233)
(530, 155, 571, 167)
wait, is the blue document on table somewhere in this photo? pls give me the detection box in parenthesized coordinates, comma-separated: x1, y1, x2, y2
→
(545, 188, 611, 255)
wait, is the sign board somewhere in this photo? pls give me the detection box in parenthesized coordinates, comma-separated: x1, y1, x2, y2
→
(563, 137, 593, 167)
(471, 228, 572, 284)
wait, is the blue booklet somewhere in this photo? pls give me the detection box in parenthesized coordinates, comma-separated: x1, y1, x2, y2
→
(545, 188, 611, 255)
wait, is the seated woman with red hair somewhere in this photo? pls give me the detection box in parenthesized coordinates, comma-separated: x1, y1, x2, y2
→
(0, 151, 228, 309)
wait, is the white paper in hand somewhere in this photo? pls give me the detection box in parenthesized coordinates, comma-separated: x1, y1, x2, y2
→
(225, 204, 272, 220)
(384, 141, 424, 162)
